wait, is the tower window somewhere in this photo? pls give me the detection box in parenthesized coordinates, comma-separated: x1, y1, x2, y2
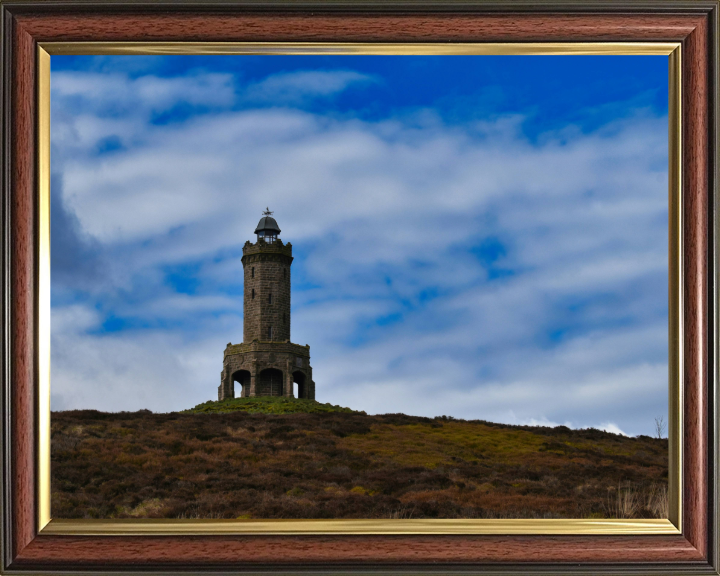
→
(284, 268, 287, 278)
(283, 313, 286, 324)
(268, 326, 273, 339)
(252, 267, 255, 278)
(251, 289, 255, 299)
(258, 231, 277, 243)
(269, 293, 272, 304)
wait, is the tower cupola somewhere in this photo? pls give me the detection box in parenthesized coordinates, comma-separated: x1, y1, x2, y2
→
(254, 207, 281, 242)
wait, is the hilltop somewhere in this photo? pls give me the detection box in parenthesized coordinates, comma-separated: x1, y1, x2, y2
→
(51, 401, 668, 520)
(184, 396, 361, 415)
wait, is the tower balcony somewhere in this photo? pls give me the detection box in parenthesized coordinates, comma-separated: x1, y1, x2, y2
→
(224, 340, 310, 359)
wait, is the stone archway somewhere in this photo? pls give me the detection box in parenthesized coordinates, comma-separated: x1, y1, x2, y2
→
(293, 371, 306, 399)
(232, 370, 251, 398)
(257, 368, 283, 396)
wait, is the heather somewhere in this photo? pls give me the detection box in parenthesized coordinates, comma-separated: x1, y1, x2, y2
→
(51, 402, 668, 520)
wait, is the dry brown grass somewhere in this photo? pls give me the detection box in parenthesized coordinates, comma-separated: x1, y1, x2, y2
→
(51, 410, 668, 520)
(606, 484, 640, 519)
(604, 482, 669, 519)
(645, 482, 669, 518)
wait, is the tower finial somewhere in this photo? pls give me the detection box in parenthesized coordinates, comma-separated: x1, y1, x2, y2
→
(263, 207, 274, 217)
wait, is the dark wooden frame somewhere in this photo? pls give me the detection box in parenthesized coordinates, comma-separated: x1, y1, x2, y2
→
(1, 1, 718, 574)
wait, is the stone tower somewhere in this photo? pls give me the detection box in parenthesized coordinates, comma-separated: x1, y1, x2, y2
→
(218, 209, 315, 401)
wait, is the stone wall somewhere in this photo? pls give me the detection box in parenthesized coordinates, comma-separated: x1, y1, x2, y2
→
(218, 342, 315, 401)
(242, 239, 292, 343)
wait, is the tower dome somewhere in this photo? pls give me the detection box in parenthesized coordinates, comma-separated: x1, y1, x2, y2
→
(254, 208, 281, 242)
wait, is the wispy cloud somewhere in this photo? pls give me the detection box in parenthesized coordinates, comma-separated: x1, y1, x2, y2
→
(599, 422, 629, 436)
(53, 71, 236, 114)
(243, 70, 377, 104)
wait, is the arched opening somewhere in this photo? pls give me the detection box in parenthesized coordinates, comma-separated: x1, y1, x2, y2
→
(232, 370, 251, 398)
(257, 368, 283, 397)
(293, 371, 306, 399)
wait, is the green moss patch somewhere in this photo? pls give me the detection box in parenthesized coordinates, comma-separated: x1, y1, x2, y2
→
(183, 396, 361, 415)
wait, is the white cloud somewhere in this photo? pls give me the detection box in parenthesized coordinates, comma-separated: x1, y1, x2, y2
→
(598, 422, 629, 436)
(51, 318, 226, 412)
(243, 70, 376, 104)
(52, 71, 236, 113)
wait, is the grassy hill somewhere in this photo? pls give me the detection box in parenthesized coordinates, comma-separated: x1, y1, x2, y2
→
(184, 396, 361, 415)
(51, 399, 668, 520)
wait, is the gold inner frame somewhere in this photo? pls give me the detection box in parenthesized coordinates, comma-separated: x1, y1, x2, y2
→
(37, 42, 683, 536)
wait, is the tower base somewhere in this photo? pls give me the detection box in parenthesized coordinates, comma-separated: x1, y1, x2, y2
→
(218, 341, 315, 401)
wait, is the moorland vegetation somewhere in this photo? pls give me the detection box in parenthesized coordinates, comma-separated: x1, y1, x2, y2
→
(51, 398, 668, 520)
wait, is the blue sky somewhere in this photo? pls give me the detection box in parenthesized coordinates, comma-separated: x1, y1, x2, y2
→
(50, 55, 669, 436)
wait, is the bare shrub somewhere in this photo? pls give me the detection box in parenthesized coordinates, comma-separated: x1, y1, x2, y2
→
(654, 416, 667, 439)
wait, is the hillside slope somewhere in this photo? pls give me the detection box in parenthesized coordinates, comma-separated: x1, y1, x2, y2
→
(51, 400, 668, 520)
(184, 396, 361, 415)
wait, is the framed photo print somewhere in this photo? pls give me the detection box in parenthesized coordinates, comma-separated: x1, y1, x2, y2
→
(0, 1, 717, 574)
